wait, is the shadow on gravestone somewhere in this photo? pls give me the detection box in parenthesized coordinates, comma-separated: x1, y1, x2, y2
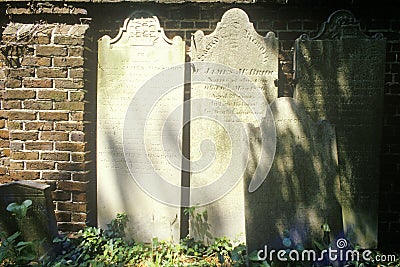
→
(189, 7, 278, 243)
(244, 97, 343, 253)
(0, 180, 59, 258)
(97, 14, 185, 243)
(294, 10, 386, 248)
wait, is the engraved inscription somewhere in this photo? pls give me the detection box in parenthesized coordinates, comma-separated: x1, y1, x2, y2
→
(97, 15, 185, 243)
(189, 8, 279, 242)
(294, 10, 386, 248)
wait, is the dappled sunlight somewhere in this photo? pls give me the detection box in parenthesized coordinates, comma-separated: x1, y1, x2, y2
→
(245, 97, 343, 252)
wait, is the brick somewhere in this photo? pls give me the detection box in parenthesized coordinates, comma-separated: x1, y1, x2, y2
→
(54, 25, 73, 35)
(25, 141, 53, 150)
(8, 68, 34, 78)
(0, 140, 10, 148)
(0, 167, 8, 175)
(69, 68, 84, 79)
(57, 162, 85, 171)
(69, 91, 84, 101)
(70, 112, 84, 121)
(11, 151, 39, 160)
(38, 90, 67, 101)
(55, 142, 85, 152)
(21, 56, 51, 67)
(41, 151, 69, 161)
(42, 171, 71, 180)
(10, 161, 24, 170)
(40, 131, 69, 141)
(57, 180, 87, 192)
(36, 45, 67, 57)
(0, 120, 5, 128)
(39, 111, 68, 121)
(26, 161, 55, 170)
(0, 111, 8, 119)
(0, 129, 9, 139)
(8, 111, 36, 120)
(57, 202, 86, 213)
(55, 211, 71, 221)
(71, 212, 87, 222)
(23, 100, 53, 110)
(5, 78, 22, 88)
(54, 79, 84, 89)
(10, 131, 38, 141)
(54, 35, 84, 46)
(68, 47, 84, 57)
(2, 148, 10, 157)
(71, 131, 85, 142)
(32, 35, 51, 45)
(53, 57, 84, 67)
(4, 89, 36, 99)
(10, 170, 40, 180)
(72, 172, 87, 182)
(55, 101, 84, 111)
(23, 78, 52, 88)
(55, 122, 83, 131)
(69, 25, 89, 36)
(37, 68, 68, 78)
(24, 121, 53, 131)
(3, 100, 22, 109)
(71, 152, 85, 162)
(72, 192, 87, 202)
(9, 141, 23, 150)
(52, 191, 71, 201)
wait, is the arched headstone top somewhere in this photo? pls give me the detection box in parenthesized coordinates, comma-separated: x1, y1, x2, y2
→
(99, 15, 182, 47)
(191, 8, 278, 64)
(190, 8, 279, 102)
(300, 10, 383, 41)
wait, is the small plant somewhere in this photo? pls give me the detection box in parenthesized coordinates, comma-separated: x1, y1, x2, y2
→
(6, 200, 32, 219)
(0, 199, 42, 267)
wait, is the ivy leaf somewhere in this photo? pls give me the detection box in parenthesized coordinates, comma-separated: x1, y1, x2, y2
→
(22, 199, 32, 208)
(6, 202, 17, 212)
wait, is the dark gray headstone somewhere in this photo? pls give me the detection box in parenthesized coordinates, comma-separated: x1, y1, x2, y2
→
(0, 181, 58, 256)
(245, 97, 343, 253)
(294, 10, 386, 248)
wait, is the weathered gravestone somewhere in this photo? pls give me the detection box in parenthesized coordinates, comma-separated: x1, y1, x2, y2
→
(189, 8, 278, 242)
(0, 181, 58, 256)
(244, 97, 342, 253)
(97, 15, 185, 242)
(294, 10, 385, 248)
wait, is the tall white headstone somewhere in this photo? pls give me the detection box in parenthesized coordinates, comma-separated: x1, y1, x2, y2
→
(97, 15, 185, 242)
(189, 8, 278, 242)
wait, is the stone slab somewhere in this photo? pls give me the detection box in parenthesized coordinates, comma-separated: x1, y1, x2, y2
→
(189, 8, 278, 243)
(244, 97, 343, 253)
(97, 15, 185, 242)
(0, 181, 58, 257)
(294, 10, 386, 248)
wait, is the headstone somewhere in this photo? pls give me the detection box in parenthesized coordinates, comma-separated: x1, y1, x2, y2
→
(97, 15, 185, 242)
(244, 97, 342, 253)
(189, 8, 278, 242)
(0, 181, 58, 257)
(191, 8, 279, 103)
(294, 10, 386, 248)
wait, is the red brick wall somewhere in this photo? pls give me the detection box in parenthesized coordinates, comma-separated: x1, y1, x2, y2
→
(0, 22, 89, 231)
(0, 1, 399, 249)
